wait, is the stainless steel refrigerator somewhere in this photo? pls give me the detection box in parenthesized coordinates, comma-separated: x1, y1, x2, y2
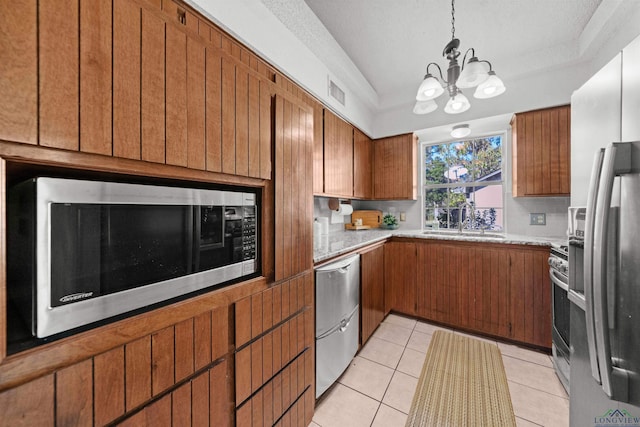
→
(569, 33, 640, 426)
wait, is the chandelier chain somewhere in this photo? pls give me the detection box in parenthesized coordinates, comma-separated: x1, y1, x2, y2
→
(451, 0, 455, 40)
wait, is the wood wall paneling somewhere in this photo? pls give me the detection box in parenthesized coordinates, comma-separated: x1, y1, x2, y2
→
(174, 317, 195, 382)
(235, 67, 250, 176)
(222, 58, 236, 174)
(191, 369, 210, 426)
(55, 359, 93, 427)
(125, 336, 152, 411)
(39, 0, 79, 150)
(259, 81, 273, 179)
(165, 24, 188, 167)
(194, 310, 212, 370)
(113, 0, 141, 159)
(0, 0, 37, 145)
(249, 75, 261, 177)
(94, 346, 125, 426)
(141, 8, 166, 163)
(211, 304, 230, 361)
(80, 0, 113, 156)
(205, 46, 223, 172)
(0, 374, 53, 426)
(172, 381, 192, 426)
(151, 326, 175, 396)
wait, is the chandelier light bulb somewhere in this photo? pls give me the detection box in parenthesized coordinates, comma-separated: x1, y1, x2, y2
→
(456, 57, 490, 88)
(474, 71, 506, 99)
(416, 74, 445, 101)
(444, 93, 471, 114)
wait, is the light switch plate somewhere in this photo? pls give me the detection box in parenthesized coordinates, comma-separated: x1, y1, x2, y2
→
(530, 213, 546, 225)
(400, 212, 406, 221)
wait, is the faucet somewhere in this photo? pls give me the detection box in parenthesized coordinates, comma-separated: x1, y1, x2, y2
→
(458, 201, 475, 233)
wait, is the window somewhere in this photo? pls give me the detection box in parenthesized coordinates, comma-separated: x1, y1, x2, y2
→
(422, 134, 504, 231)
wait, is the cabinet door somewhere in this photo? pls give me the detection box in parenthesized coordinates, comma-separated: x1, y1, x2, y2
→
(312, 103, 324, 194)
(323, 109, 353, 197)
(384, 241, 416, 316)
(360, 244, 384, 345)
(509, 247, 551, 347)
(274, 96, 313, 280)
(512, 105, 570, 197)
(373, 133, 417, 200)
(0, 0, 37, 145)
(353, 129, 373, 199)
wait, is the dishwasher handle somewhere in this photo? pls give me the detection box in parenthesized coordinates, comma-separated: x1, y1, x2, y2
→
(316, 305, 358, 340)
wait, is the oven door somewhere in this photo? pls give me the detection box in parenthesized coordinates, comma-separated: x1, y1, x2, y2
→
(550, 266, 571, 392)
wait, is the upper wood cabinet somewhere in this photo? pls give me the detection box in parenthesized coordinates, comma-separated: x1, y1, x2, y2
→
(373, 133, 417, 200)
(353, 129, 373, 199)
(274, 96, 314, 281)
(0, 0, 273, 180)
(323, 109, 354, 198)
(512, 105, 571, 197)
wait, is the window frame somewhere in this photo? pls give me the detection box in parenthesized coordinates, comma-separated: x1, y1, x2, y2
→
(420, 131, 507, 231)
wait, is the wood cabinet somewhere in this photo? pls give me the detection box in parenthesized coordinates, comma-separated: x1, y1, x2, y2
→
(353, 129, 373, 199)
(512, 105, 571, 197)
(274, 96, 314, 281)
(0, 0, 273, 180)
(323, 109, 354, 197)
(360, 244, 385, 345)
(384, 241, 417, 316)
(387, 239, 551, 348)
(373, 133, 418, 200)
(0, 304, 234, 426)
(234, 273, 315, 427)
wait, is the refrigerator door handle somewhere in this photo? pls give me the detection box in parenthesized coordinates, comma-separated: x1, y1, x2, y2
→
(584, 148, 605, 383)
(592, 142, 631, 401)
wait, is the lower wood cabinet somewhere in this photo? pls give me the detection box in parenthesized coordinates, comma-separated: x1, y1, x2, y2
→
(0, 305, 234, 426)
(234, 272, 315, 427)
(384, 241, 417, 317)
(386, 239, 552, 348)
(360, 244, 385, 345)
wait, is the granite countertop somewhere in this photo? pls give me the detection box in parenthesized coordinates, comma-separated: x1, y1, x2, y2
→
(313, 228, 567, 264)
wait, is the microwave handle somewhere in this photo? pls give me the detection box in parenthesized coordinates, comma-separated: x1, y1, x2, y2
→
(190, 206, 198, 273)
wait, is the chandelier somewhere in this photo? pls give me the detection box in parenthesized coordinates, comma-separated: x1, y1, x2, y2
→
(413, 0, 506, 115)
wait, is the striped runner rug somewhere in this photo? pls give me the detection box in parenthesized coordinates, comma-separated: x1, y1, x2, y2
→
(405, 330, 516, 426)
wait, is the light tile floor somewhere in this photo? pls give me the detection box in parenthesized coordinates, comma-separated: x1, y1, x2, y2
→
(311, 314, 569, 427)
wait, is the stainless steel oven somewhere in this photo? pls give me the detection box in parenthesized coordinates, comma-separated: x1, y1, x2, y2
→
(550, 243, 570, 393)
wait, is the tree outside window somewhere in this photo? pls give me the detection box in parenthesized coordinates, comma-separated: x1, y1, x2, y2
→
(423, 135, 503, 231)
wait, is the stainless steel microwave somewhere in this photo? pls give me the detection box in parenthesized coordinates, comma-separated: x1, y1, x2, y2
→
(7, 177, 259, 338)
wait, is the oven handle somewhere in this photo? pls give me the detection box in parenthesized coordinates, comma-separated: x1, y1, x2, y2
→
(549, 268, 568, 292)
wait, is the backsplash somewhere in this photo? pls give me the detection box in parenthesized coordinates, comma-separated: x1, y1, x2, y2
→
(504, 195, 570, 237)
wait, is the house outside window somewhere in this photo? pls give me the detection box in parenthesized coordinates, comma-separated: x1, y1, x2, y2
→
(422, 133, 504, 231)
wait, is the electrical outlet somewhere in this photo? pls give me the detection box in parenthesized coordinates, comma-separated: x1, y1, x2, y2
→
(530, 213, 546, 225)
(400, 212, 406, 221)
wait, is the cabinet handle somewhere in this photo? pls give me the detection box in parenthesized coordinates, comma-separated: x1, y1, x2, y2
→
(176, 7, 186, 25)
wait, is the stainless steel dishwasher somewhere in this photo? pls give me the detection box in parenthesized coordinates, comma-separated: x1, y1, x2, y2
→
(315, 253, 360, 398)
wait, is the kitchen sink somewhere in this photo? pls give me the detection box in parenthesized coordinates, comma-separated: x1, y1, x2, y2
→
(422, 230, 505, 239)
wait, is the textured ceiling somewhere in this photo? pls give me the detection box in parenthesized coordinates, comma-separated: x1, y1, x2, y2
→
(262, 0, 602, 108)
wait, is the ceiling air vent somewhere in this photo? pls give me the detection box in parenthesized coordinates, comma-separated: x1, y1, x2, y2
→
(328, 78, 345, 106)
